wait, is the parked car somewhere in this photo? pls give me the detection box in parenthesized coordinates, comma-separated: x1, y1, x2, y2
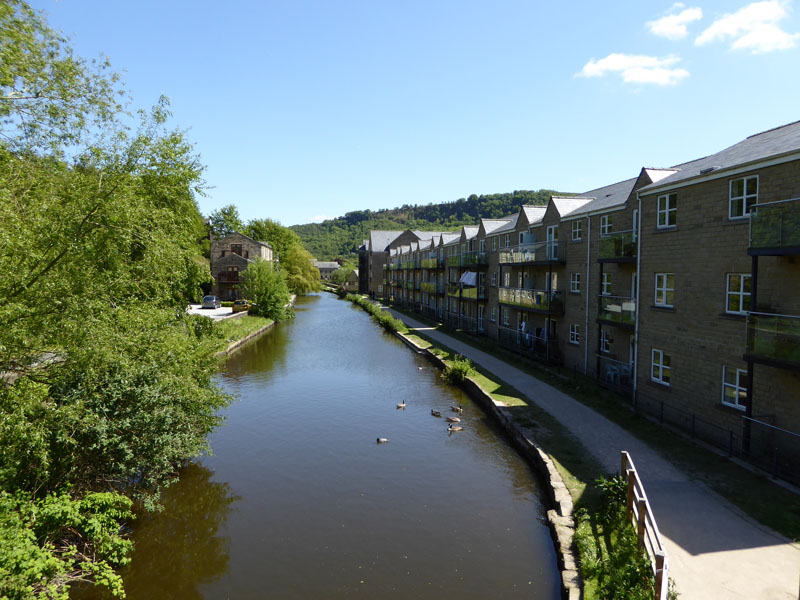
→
(201, 295, 221, 309)
(232, 299, 250, 313)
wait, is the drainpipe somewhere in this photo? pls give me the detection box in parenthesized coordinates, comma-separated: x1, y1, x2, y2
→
(634, 193, 643, 408)
(584, 216, 591, 374)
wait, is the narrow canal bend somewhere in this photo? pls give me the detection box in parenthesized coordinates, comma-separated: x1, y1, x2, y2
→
(80, 292, 561, 599)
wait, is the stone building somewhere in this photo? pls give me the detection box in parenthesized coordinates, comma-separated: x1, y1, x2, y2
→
(210, 232, 274, 300)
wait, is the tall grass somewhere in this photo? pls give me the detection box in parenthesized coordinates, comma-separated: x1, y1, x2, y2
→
(344, 294, 408, 334)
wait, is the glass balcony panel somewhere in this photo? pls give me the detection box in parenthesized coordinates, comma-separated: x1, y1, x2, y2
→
(750, 198, 800, 250)
(598, 230, 637, 260)
(746, 312, 800, 368)
(598, 295, 636, 326)
(498, 287, 564, 313)
(499, 240, 566, 264)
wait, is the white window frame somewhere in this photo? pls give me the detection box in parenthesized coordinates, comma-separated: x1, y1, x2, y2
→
(657, 193, 677, 229)
(651, 349, 671, 386)
(600, 215, 612, 236)
(492, 236, 497, 251)
(722, 366, 748, 410)
(601, 273, 611, 296)
(570, 272, 581, 293)
(654, 273, 674, 307)
(490, 307, 497, 322)
(502, 308, 509, 326)
(504, 234, 510, 248)
(726, 274, 751, 315)
(569, 323, 580, 345)
(503, 271, 510, 287)
(479, 239, 485, 253)
(490, 272, 497, 287)
(600, 328, 611, 353)
(571, 220, 582, 241)
(729, 175, 758, 220)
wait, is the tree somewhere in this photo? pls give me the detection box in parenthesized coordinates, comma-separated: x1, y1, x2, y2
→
(241, 259, 291, 321)
(331, 266, 353, 286)
(245, 217, 302, 260)
(281, 245, 321, 295)
(208, 204, 243, 238)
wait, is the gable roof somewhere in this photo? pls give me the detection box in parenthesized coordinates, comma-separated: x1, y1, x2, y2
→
(639, 120, 800, 194)
(369, 230, 404, 252)
(521, 205, 547, 225)
(492, 213, 520, 234)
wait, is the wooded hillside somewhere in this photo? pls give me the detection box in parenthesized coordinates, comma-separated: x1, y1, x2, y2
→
(290, 189, 561, 260)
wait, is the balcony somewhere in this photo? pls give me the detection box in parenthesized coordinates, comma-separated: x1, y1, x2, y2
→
(499, 241, 566, 265)
(745, 312, 800, 370)
(497, 325, 560, 363)
(447, 283, 461, 298)
(597, 355, 634, 394)
(498, 287, 564, 314)
(749, 198, 800, 255)
(450, 251, 488, 267)
(461, 286, 486, 301)
(421, 258, 438, 269)
(421, 281, 437, 293)
(216, 272, 240, 284)
(598, 230, 637, 262)
(597, 295, 636, 328)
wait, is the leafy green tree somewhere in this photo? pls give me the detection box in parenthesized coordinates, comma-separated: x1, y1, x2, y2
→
(281, 245, 321, 295)
(330, 266, 353, 286)
(245, 217, 303, 260)
(241, 259, 291, 321)
(208, 204, 243, 238)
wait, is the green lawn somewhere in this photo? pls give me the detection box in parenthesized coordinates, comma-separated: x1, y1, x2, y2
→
(213, 315, 274, 353)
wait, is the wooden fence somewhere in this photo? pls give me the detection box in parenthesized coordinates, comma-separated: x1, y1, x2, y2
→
(620, 451, 670, 600)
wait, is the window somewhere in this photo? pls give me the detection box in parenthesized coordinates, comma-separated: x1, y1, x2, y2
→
(657, 193, 677, 228)
(654, 273, 674, 307)
(227, 266, 239, 281)
(600, 215, 613, 236)
(601, 273, 612, 296)
(504, 234, 510, 248)
(726, 274, 751, 315)
(519, 232, 525, 245)
(491, 272, 497, 287)
(490, 307, 497, 322)
(722, 366, 748, 410)
(569, 324, 580, 345)
(632, 209, 639, 242)
(231, 244, 243, 256)
(570, 272, 581, 293)
(651, 349, 671, 385)
(600, 328, 611, 353)
(492, 237, 497, 251)
(502, 309, 509, 326)
(220, 250, 226, 257)
(729, 176, 758, 219)
(571, 220, 582, 241)
(479, 239, 485, 253)
(503, 271, 510, 287)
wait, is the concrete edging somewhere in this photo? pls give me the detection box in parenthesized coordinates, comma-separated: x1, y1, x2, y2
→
(396, 330, 582, 600)
(215, 321, 276, 357)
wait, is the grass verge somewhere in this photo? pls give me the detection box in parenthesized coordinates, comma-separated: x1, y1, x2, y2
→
(212, 314, 274, 353)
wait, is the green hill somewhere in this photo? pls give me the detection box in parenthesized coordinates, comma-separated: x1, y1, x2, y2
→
(290, 189, 559, 260)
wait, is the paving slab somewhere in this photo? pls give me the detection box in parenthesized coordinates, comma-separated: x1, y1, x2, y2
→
(385, 308, 800, 600)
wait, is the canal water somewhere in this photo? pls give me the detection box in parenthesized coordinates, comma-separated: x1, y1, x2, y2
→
(78, 293, 560, 599)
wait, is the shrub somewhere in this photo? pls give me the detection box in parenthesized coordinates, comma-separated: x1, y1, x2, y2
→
(442, 355, 475, 384)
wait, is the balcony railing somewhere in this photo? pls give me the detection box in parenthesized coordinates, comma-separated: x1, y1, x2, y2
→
(461, 286, 486, 300)
(498, 287, 564, 313)
(499, 240, 566, 264)
(745, 312, 800, 369)
(598, 230, 637, 261)
(749, 198, 800, 254)
(421, 258, 438, 269)
(421, 281, 437, 293)
(597, 355, 634, 393)
(497, 324, 560, 363)
(598, 295, 636, 327)
(447, 283, 460, 297)
(449, 251, 488, 267)
(437, 283, 445, 294)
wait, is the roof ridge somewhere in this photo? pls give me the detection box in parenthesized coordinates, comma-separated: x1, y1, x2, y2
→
(746, 119, 800, 139)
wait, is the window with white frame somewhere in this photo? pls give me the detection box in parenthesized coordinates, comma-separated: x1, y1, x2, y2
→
(491, 272, 497, 287)
(491, 307, 497, 322)
(569, 323, 580, 345)
(492, 237, 497, 251)
(479, 239, 485, 253)
(726, 274, 751, 315)
(601, 273, 612, 296)
(651, 349, 671, 385)
(503, 271, 510, 287)
(504, 234, 510, 248)
(657, 193, 677, 228)
(600, 328, 611, 353)
(729, 175, 758, 219)
(570, 272, 581, 293)
(654, 273, 675, 307)
(571, 220, 582, 241)
(600, 215, 613, 236)
(722, 366, 748, 410)
(502, 308, 509, 326)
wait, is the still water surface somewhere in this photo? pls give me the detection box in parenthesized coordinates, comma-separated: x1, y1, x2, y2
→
(78, 293, 560, 599)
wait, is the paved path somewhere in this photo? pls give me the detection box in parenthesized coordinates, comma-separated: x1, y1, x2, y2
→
(386, 307, 800, 600)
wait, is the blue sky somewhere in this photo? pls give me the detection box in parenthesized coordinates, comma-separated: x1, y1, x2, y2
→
(30, 0, 800, 226)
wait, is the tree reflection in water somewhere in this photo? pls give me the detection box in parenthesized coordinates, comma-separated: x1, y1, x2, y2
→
(72, 462, 238, 600)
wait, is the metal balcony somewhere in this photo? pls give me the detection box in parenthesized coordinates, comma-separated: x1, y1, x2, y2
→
(749, 198, 800, 255)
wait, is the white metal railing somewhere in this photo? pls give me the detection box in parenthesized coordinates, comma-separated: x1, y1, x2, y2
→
(620, 451, 669, 600)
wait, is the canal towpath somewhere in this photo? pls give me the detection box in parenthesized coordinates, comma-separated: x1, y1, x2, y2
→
(381, 306, 800, 600)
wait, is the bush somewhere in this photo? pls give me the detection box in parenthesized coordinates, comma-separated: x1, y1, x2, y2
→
(241, 259, 291, 321)
(343, 294, 407, 333)
(442, 354, 475, 384)
(221, 301, 234, 307)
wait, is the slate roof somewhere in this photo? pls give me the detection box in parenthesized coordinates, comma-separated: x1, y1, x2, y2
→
(369, 230, 404, 252)
(314, 261, 340, 269)
(639, 120, 800, 193)
(493, 213, 520, 234)
(462, 226, 479, 240)
(441, 232, 461, 245)
(521, 205, 547, 224)
(481, 218, 513, 235)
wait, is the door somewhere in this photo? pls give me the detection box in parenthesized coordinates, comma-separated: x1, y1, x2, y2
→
(478, 305, 485, 331)
(546, 225, 559, 260)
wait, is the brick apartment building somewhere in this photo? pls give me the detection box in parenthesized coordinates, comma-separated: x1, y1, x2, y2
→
(362, 121, 800, 483)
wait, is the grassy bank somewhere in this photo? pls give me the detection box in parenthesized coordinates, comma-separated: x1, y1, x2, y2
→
(213, 315, 274, 353)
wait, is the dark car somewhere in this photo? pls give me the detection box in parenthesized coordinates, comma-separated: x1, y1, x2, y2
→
(201, 295, 221, 309)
